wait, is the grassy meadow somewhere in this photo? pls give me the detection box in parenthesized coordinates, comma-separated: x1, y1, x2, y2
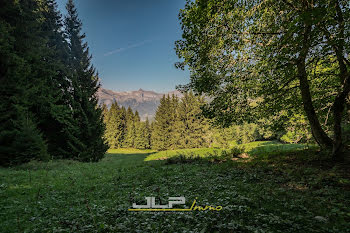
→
(0, 141, 349, 232)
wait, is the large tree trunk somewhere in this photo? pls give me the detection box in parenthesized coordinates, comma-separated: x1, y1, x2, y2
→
(331, 52, 350, 160)
(297, 22, 333, 151)
(297, 61, 333, 150)
(329, 0, 350, 161)
(332, 94, 347, 160)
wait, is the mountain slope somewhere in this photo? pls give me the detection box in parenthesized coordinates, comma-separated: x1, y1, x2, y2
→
(97, 88, 182, 121)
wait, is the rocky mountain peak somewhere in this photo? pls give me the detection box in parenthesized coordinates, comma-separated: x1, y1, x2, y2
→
(97, 88, 183, 121)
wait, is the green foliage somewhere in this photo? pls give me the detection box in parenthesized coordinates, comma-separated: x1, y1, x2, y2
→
(0, 148, 348, 232)
(123, 120, 135, 148)
(123, 107, 135, 147)
(281, 114, 313, 144)
(0, 0, 61, 165)
(14, 117, 49, 163)
(256, 116, 286, 141)
(0, 0, 107, 165)
(62, 0, 107, 162)
(212, 123, 260, 148)
(151, 92, 210, 150)
(0, 113, 49, 166)
(174, 92, 210, 148)
(134, 121, 151, 149)
(151, 95, 174, 150)
(175, 0, 350, 158)
(103, 103, 151, 150)
(105, 102, 124, 148)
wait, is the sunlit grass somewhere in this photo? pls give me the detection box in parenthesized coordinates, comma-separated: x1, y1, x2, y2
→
(0, 143, 348, 232)
(144, 141, 319, 161)
(144, 147, 223, 161)
(237, 141, 318, 155)
(107, 148, 155, 154)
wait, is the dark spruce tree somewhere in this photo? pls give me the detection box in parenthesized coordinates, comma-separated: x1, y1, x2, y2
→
(134, 121, 151, 149)
(151, 95, 173, 150)
(124, 118, 136, 148)
(123, 106, 135, 147)
(37, 0, 77, 159)
(118, 107, 127, 147)
(64, 0, 107, 161)
(133, 111, 150, 149)
(144, 118, 152, 149)
(0, 0, 50, 166)
(104, 102, 120, 149)
(150, 93, 210, 150)
(174, 92, 209, 149)
(169, 94, 179, 149)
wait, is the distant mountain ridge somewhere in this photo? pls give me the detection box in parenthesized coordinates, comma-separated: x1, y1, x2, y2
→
(97, 88, 183, 121)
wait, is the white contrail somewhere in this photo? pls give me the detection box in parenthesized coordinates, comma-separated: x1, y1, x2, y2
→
(104, 40, 153, 56)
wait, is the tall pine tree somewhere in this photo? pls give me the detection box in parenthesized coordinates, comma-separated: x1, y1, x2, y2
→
(151, 95, 173, 150)
(144, 118, 152, 149)
(117, 106, 127, 147)
(64, 0, 107, 161)
(174, 92, 209, 148)
(104, 102, 120, 149)
(169, 94, 180, 149)
(37, 0, 75, 159)
(0, 0, 50, 165)
(0, 0, 108, 165)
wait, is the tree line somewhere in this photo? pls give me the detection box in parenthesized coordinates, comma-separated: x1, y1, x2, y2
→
(103, 91, 312, 151)
(103, 104, 151, 149)
(102, 92, 210, 150)
(151, 92, 210, 150)
(0, 0, 107, 166)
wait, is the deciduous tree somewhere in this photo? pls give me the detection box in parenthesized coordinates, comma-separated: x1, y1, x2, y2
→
(176, 0, 350, 160)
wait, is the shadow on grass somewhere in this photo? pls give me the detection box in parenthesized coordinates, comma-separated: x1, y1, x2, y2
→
(247, 141, 315, 156)
(161, 146, 350, 191)
(161, 142, 347, 171)
(148, 141, 320, 166)
(10, 150, 157, 171)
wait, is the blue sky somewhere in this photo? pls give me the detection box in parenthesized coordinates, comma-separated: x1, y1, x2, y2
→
(56, 0, 189, 93)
